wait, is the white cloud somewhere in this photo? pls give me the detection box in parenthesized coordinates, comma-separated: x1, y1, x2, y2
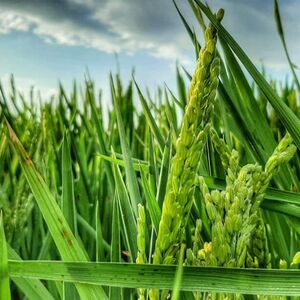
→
(0, 0, 299, 78)
(0, 11, 33, 34)
(0, 0, 194, 63)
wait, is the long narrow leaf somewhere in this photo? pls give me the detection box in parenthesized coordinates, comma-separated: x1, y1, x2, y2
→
(194, 0, 300, 150)
(111, 75, 141, 217)
(5, 121, 108, 300)
(0, 212, 11, 300)
(8, 260, 300, 296)
(8, 246, 55, 300)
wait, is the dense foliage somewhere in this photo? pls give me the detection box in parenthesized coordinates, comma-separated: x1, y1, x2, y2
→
(1, 1, 300, 299)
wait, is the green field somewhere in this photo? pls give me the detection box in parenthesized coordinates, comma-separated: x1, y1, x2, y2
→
(1, 1, 300, 299)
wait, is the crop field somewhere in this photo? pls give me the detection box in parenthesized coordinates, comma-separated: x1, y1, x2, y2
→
(1, 0, 300, 299)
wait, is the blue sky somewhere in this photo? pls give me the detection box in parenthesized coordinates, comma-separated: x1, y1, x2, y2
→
(0, 0, 299, 101)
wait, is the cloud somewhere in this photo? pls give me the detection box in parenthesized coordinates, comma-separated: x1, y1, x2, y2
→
(0, 12, 32, 34)
(0, 0, 194, 64)
(0, 0, 299, 76)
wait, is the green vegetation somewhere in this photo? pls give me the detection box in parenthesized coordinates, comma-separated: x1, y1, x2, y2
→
(1, 1, 300, 299)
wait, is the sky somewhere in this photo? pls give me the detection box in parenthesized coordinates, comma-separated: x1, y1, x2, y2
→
(0, 0, 299, 102)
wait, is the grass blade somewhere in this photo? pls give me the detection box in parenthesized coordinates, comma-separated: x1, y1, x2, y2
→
(134, 78, 165, 151)
(274, 0, 300, 93)
(8, 260, 300, 296)
(62, 132, 76, 233)
(0, 212, 11, 300)
(140, 169, 161, 233)
(8, 246, 55, 300)
(113, 159, 137, 261)
(194, 0, 300, 150)
(171, 244, 185, 300)
(111, 75, 141, 217)
(110, 194, 121, 300)
(5, 121, 108, 300)
(61, 133, 78, 300)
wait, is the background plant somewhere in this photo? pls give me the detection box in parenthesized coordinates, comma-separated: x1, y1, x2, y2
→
(1, 1, 300, 299)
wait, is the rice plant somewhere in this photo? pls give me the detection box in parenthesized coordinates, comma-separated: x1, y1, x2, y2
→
(1, 0, 300, 299)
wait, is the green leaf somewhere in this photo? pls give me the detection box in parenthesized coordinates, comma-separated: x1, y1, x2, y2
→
(173, 0, 201, 60)
(5, 121, 108, 300)
(96, 153, 149, 172)
(95, 200, 105, 262)
(140, 168, 161, 233)
(172, 244, 185, 300)
(134, 78, 165, 151)
(0, 211, 11, 300)
(113, 157, 137, 262)
(274, 0, 300, 93)
(194, 0, 300, 150)
(87, 87, 115, 193)
(156, 137, 172, 208)
(8, 246, 55, 300)
(110, 195, 121, 300)
(8, 260, 300, 296)
(61, 133, 78, 300)
(176, 65, 188, 108)
(62, 132, 76, 234)
(111, 75, 142, 217)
